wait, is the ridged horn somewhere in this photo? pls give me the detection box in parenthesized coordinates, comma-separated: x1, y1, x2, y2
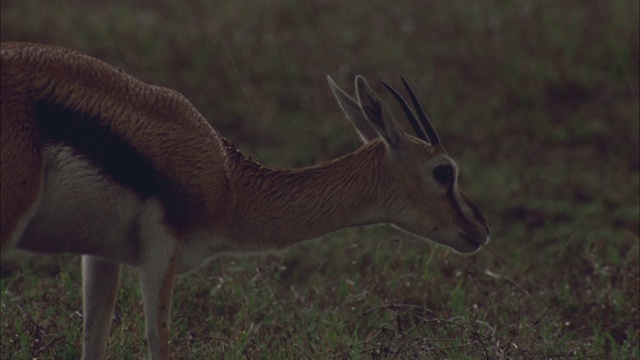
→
(380, 81, 429, 143)
(400, 77, 440, 146)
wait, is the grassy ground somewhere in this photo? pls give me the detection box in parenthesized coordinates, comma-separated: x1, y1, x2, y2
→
(1, 0, 638, 359)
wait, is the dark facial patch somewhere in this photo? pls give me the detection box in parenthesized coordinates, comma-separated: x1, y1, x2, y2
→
(446, 187, 474, 231)
(461, 191, 490, 236)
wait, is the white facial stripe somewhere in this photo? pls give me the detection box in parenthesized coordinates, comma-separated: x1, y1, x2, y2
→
(451, 186, 475, 223)
(439, 158, 474, 223)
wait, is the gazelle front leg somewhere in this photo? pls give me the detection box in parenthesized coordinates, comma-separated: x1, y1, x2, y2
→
(137, 204, 180, 360)
(81, 255, 121, 360)
(139, 243, 178, 359)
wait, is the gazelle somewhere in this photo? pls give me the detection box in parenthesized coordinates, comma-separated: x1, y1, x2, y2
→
(1, 42, 489, 359)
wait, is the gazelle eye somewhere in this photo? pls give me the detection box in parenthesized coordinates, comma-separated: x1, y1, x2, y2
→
(433, 165, 454, 184)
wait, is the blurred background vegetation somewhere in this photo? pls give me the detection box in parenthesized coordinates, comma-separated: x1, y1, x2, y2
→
(1, 0, 638, 358)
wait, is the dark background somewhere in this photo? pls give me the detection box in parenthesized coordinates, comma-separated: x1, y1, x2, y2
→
(1, 1, 638, 358)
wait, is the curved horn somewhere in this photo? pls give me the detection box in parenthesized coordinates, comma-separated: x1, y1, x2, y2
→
(400, 77, 441, 146)
(380, 81, 429, 143)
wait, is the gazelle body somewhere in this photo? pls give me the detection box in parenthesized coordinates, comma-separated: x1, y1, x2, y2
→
(1, 43, 489, 359)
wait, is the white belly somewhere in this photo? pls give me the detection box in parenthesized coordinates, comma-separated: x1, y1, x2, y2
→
(18, 145, 144, 265)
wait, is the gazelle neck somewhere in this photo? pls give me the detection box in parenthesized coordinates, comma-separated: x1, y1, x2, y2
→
(225, 140, 394, 249)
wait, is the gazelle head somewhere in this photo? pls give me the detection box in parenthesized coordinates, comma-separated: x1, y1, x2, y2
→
(328, 75, 490, 253)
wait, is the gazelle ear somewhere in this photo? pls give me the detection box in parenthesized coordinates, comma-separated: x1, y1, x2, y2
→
(327, 75, 378, 143)
(355, 75, 404, 149)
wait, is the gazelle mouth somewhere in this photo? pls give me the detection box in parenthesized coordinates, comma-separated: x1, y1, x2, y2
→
(459, 233, 482, 249)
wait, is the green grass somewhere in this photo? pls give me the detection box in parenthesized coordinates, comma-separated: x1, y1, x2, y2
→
(1, 0, 638, 358)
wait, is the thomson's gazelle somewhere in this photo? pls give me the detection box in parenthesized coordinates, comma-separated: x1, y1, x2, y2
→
(1, 43, 489, 359)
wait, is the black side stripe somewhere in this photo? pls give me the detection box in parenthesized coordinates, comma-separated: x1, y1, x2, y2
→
(34, 102, 193, 229)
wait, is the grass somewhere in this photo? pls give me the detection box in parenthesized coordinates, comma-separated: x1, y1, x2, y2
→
(1, 0, 638, 358)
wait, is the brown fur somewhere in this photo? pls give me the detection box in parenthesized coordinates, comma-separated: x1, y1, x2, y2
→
(1, 42, 231, 248)
(1, 43, 489, 359)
